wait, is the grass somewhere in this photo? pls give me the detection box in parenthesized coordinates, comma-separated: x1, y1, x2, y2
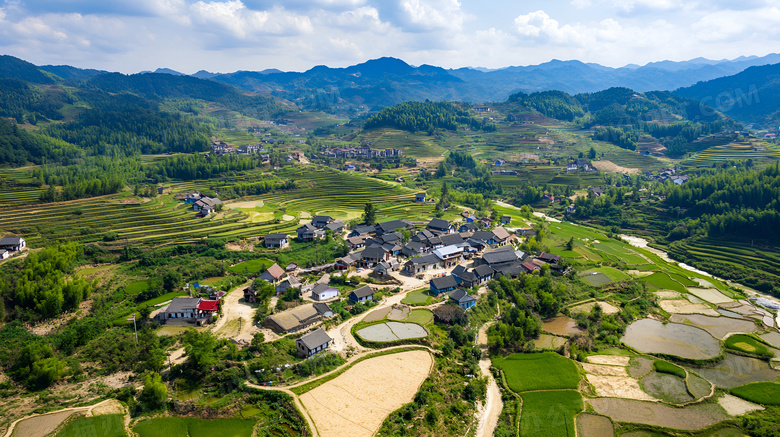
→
(56, 414, 126, 437)
(405, 309, 434, 325)
(581, 273, 612, 287)
(125, 279, 149, 295)
(582, 266, 631, 282)
(725, 334, 775, 358)
(519, 390, 583, 437)
(638, 272, 687, 293)
(228, 258, 273, 276)
(133, 417, 256, 437)
(493, 352, 580, 393)
(401, 289, 435, 306)
(730, 382, 780, 405)
(652, 360, 686, 378)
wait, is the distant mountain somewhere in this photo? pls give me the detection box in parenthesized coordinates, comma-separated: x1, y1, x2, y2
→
(675, 63, 780, 128)
(192, 70, 218, 79)
(152, 68, 185, 76)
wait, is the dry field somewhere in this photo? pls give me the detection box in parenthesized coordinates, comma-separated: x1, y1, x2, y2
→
(687, 287, 733, 304)
(718, 394, 764, 416)
(9, 410, 78, 437)
(570, 301, 621, 315)
(586, 355, 630, 367)
(299, 350, 433, 437)
(660, 299, 719, 316)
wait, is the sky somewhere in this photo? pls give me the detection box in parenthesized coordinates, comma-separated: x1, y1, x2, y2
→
(0, 0, 778, 74)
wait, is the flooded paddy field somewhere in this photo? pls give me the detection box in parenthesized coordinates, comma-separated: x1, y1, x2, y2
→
(588, 398, 728, 430)
(622, 319, 721, 360)
(542, 315, 585, 336)
(577, 414, 614, 437)
(669, 313, 758, 339)
(692, 354, 780, 388)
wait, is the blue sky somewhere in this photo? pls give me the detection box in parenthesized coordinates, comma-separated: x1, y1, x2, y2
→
(0, 0, 777, 73)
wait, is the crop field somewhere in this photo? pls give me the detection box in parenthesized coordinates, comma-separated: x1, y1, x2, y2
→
(401, 289, 435, 306)
(519, 390, 582, 437)
(730, 382, 780, 405)
(681, 141, 780, 169)
(693, 354, 780, 389)
(592, 242, 646, 265)
(55, 414, 126, 437)
(667, 237, 780, 285)
(299, 350, 432, 437)
(582, 266, 630, 282)
(493, 352, 580, 392)
(10, 410, 77, 437)
(228, 259, 273, 276)
(581, 272, 611, 287)
(405, 309, 433, 325)
(638, 272, 687, 292)
(725, 334, 775, 357)
(133, 417, 256, 437)
(652, 360, 686, 378)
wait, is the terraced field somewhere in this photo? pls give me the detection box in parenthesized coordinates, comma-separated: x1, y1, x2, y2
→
(681, 141, 780, 169)
(668, 237, 780, 284)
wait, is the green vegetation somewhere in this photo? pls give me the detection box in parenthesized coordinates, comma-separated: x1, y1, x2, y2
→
(406, 309, 434, 325)
(365, 101, 495, 133)
(56, 414, 126, 437)
(493, 352, 580, 392)
(402, 289, 435, 306)
(653, 360, 686, 378)
(133, 417, 255, 437)
(731, 382, 780, 405)
(725, 335, 775, 359)
(519, 390, 583, 437)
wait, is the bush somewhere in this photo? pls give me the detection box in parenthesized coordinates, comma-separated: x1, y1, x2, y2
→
(103, 231, 119, 242)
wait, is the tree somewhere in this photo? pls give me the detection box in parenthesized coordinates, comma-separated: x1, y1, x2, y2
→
(362, 202, 377, 225)
(162, 269, 182, 293)
(139, 372, 167, 410)
(565, 237, 575, 251)
(251, 332, 266, 351)
(588, 147, 596, 159)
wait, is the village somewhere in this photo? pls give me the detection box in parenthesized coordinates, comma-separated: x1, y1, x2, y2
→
(152, 204, 561, 364)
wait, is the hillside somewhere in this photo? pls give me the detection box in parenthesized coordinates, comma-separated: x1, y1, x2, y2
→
(675, 62, 780, 128)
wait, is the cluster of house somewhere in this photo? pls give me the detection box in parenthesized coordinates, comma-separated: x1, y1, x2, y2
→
(295, 215, 345, 241)
(567, 158, 595, 172)
(646, 168, 689, 185)
(321, 145, 403, 159)
(182, 192, 223, 217)
(156, 296, 221, 325)
(211, 141, 268, 155)
(0, 236, 26, 260)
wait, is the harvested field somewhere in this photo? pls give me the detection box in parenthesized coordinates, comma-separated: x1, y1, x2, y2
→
(576, 414, 614, 437)
(687, 287, 733, 304)
(362, 307, 391, 322)
(592, 160, 640, 174)
(587, 355, 631, 367)
(718, 394, 764, 416)
(11, 410, 77, 437)
(587, 374, 657, 401)
(670, 314, 758, 339)
(300, 350, 432, 437)
(655, 290, 682, 299)
(534, 334, 566, 350)
(570, 301, 620, 315)
(659, 299, 719, 316)
(356, 322, 427, 342)
(387, 306, 410, 321)
(542, 315, 585, 336)
(581, 362, 627, 377)
(89, 399, 124, 416)
(692, 354, 780, 389)
(588, 398, 728, 430)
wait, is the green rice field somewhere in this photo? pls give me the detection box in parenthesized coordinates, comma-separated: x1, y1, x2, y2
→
(133, 417, 256, 437)
(519, 390, 583, 437)
(493, 352, 580, 392)
(56, 414, 126, 437)
(730, 382, 780, 405)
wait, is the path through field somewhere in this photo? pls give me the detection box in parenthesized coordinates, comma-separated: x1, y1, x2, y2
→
(3, 399, 125, 437)
(476, 321, 502, 437)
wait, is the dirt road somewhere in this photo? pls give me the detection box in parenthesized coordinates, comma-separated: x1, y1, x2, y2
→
(211, 281, 259, 343)
(475, 322, 502, 437)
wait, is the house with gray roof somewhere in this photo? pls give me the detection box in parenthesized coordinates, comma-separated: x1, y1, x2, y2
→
(0, 236, 25, 252)
(427, 218, 454, 234)
(449, 289, 477, 309)
(430, 275, 458, 294)
(296, 328, 333, 357)
(403, 253, 443, 275)
(264, 233, 289, 248)
(349, 285, 375, 303)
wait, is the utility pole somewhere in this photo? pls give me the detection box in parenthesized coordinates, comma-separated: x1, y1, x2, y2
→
(127, 314, 138, 344)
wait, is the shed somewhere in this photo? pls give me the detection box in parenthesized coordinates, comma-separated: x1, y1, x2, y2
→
(296, 328, 333, 357)
(349, 285, 374, 303)
(311, 283, 339, 301)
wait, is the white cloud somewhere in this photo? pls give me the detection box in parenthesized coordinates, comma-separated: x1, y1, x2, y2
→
(398, 0, 465, 31)
(513, 10, 584, 45)
(189, 1, 313, 38)
(693, 6, 780, 42)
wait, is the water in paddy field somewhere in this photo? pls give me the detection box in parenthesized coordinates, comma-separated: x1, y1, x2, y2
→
(622, 319, 721, 360)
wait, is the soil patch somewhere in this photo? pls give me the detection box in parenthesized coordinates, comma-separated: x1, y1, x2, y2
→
(718, 394, 764, 416)
(581, 362, 628, 377)
(300, 350, 432, 437)
(90, 399, 125, 416)
(655, 290, 683, 299)
(281, 214, 295, 221)
(592, 160, 640, 174)
(11, 410, 77, 437)
(226, 200, 264, 209)
(660, 299, 719, 316)
(362, 307, 391, 323)
(577, 413, 614, 437)
(588, 398, 728, 430)
(586, 374, 658, 401)
(570, 301, 621, 315)
(587, 355, 631, 367)
(687, 287, 733, 304)
(387, 306, 410, 321)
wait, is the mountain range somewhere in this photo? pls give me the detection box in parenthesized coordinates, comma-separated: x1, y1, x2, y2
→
(2, 53, 780, 126)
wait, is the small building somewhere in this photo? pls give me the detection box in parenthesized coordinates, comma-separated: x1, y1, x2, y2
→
(276, 276, 301, 294)
(458, 223, 478, 233)
(324, 220, 345, 234)
(264, 233, 289, 249)
(264, 303, 332, 334)
(449, 289, 477, 310)
(261, 263, 286, 284)
(347, 236, 366, 250)
(335, 253, 359, 270)
(196, 299, 220, 318)
(312, 215, 334, 228)
(0, 236, 26, 252)
(403, 253, 443, 275)
(430, 275, 458, 294)
(286, 263, 299, 272)
(311, 283, 339, 301)
(374, 259, 399, 276)
(297, 223, 323, 241)
(158, 297, 200, 321)
(349, 285, 374, 303)
(500, 215, 511, 225)
(538, 253, 561, 264)
(357, 245, 390, 268)
(416, 192, 427, 202)
(521, 262, 541, 273)
(296, 328, 333, 358)
(193, 197, 222, 212)
(427, 218, 454, 234)
(184, 192, 202, 204)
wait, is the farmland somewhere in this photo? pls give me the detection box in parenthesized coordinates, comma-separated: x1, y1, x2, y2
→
(55, 414, 126, 437)
(730, 382, 780, 405)
(493, 352, 580, 392)
(519, 390, 583, 437)
(133, 417, 256, 437)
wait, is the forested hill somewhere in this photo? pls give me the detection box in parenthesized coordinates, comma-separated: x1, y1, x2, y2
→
(674, 62, 780, 128)
(84, 72, 288, 119)
(364, 101, 495, 133)
(505, 87, 740, 156)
